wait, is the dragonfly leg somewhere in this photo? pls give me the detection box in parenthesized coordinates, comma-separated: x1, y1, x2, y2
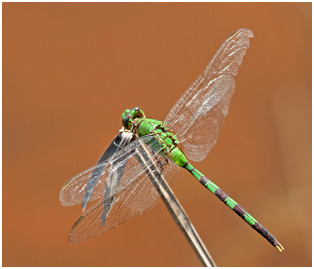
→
(155, 156, 169, 174)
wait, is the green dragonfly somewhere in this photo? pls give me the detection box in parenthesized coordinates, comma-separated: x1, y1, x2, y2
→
(60, 29, 284, 252)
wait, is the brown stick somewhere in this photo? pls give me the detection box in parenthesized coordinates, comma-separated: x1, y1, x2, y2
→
(136, 139, 216, 267)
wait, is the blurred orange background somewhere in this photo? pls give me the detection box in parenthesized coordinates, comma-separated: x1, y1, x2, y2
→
(3, 2, 311, 267)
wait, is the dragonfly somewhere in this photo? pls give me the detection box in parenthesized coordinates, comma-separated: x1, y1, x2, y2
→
(59, 28, 284, 252)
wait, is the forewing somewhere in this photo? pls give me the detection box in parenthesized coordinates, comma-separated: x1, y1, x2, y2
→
(81, 131, 134, 210)
(68, 144, 180, 243)
(59, 135, 157, 207)
(179, 75, 235, 161)
(165, 29, 253, 161)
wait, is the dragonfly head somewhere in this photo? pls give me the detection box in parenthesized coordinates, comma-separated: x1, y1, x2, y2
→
(122, 107, 145, 130)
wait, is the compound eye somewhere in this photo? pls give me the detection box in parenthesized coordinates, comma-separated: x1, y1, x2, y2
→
(122, 109, 130, 119)
(122, 112, 132, 130)
(131, 107, 145, 119)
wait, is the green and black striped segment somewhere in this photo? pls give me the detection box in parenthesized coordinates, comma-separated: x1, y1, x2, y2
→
(184, 162, 284, 252)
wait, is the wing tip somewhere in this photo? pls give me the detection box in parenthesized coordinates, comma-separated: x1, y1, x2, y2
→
(228, 28, 254, 40)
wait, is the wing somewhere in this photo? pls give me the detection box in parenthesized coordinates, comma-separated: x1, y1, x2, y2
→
(60, 135, 163, 207)
(67, 141, 180, 243)
(82, 131, 135, 210)
(165, 29, 253, 162)
(59, 131, 134, 208)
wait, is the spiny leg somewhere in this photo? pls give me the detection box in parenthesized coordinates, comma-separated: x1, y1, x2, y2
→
(155, 156, 169, 174)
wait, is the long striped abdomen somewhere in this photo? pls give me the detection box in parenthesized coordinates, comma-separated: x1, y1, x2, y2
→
(184, 162, 284, 252)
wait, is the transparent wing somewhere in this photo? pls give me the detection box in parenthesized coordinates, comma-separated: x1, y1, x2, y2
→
(81, 131, 134, 211)
(60, 135, 162, 207)
(165, 29, 253, 162)
(67, 143, 180, 243)
(177, 75, 235, 162)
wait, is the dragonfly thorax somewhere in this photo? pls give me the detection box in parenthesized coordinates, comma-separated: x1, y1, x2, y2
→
(135, 117, 188, 167)
(122, 107, 186, 166)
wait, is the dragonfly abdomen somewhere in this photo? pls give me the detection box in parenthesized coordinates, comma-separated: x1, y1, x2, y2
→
(183, 162, 284, 252)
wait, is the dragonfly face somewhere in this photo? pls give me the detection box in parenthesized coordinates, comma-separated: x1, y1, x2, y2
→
(122, 107, 145, 130)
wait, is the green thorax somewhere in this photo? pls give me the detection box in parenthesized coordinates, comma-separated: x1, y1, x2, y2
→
(137, 118, 188, 167)
(121, 107, 188, 167)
